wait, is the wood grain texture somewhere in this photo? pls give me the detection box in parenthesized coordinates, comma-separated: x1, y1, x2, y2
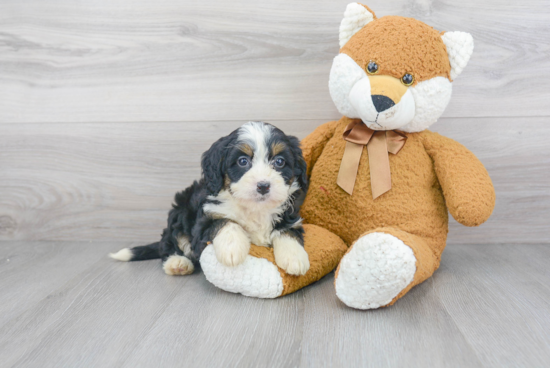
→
(1, 117, 549, 244)
(1, 0, 549, 123)
(1, 241, 550, 367)
(433, 245, 550, 367)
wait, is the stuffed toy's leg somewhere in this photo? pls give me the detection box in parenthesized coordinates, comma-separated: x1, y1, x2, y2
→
(200, 224, 348, 298)
(334, 227, 441, 309)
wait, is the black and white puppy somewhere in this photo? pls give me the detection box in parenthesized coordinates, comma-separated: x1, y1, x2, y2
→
(110, 121, 310, 276)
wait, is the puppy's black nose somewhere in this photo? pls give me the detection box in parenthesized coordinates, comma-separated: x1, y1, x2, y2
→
(371, 95, 395, 112)
(257, 182, 270, 195)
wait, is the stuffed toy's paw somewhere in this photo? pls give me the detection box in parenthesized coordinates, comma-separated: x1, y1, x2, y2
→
(334, 232, 416, 309)
(200, 224, 347, 298)
(334, 228, 440, 309)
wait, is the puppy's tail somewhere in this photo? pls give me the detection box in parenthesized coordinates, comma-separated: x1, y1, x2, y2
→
(109, 242, 161, 262)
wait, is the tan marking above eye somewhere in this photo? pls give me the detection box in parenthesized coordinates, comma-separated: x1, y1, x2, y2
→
(237, 144, 253, 157)
(271, 142, 286, 156)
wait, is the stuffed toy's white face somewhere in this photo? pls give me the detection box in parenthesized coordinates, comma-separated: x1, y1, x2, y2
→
(329, 3, 474, 133)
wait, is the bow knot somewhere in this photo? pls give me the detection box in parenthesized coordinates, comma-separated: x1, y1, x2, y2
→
(336, 120, 407, 199)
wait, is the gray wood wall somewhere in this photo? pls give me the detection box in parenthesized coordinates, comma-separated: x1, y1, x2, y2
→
(1, 0, 549, 244)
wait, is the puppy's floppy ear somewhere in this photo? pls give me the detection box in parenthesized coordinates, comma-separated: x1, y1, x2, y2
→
(287, 135, 309, 194)
(201, 134, 233, 194)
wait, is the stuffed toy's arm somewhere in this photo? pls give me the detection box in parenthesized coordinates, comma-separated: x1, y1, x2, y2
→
(421, 131, 495, 227)
(301, 120, 339, 177)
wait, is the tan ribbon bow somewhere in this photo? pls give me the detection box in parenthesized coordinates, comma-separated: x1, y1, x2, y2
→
(336, 120, 407, 199)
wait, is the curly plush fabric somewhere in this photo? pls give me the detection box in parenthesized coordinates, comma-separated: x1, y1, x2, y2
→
(339, 3, 376, 48)
(201, 224, 347, 298)
(341, 15, 451, 85)
(441, 31, 475, 80)
(300, 117, 495, 307)
(301, 117, 495, 246)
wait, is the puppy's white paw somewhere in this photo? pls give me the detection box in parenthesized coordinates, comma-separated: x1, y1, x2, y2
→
(213, 222, 251, 267)
(273, 235, 310, 276)
(163, 255, 195, 276)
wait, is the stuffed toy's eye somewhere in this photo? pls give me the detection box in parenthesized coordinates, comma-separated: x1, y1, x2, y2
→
(366, 61, 379, 74)
(273, 157, 285, 168)
(401, 73, 414, 86)
(237, 157, 250, 167)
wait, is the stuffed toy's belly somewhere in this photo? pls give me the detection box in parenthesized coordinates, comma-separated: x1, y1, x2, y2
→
(300, 129, 448, 250)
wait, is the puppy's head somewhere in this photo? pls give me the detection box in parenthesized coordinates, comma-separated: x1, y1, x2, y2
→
(201, 122, 307, 208)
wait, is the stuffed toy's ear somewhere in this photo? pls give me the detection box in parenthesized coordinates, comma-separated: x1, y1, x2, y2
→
(339, 3, 376, 48)
(441, 31, 474, 80)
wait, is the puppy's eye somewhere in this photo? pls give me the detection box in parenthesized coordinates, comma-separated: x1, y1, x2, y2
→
(366, 61, 379, 75)
(237, 157, 250, 167)
(401, 73, 414, 86)
(273, 157, 285, 168)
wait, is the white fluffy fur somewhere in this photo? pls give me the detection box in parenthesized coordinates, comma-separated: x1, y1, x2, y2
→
(335, 232, 416, 309)
(212, 221, 251, 266)
(339, 3, 374, 48)
(400, 77, 453, 132)
(230, 121, 295, 207)
(238, 121, 273, 165)
(204, 184, 299, 246)
(163, 254, 194, 275)
(329, 53, 454, 132)
(441, 31, 474, 80)
(109, 248, 133, 262)
(273, 234, 310, 276)
(329, 53, 367, 119)
(203, 121, 301, 247)
(229, 160, 291, 209)
(200, 244, 284, 298)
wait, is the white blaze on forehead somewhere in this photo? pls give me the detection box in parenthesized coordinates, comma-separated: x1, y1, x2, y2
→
(237, 121, 273, 163)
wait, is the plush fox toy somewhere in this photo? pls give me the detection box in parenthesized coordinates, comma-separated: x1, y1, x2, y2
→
(201, 3, 495, 309)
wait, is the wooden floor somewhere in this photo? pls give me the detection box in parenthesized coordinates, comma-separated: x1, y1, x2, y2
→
(1, 1, 549, 367)
(0, 241, 549, 368)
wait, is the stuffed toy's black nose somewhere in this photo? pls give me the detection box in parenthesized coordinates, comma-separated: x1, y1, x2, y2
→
(371, 95, 395, 112)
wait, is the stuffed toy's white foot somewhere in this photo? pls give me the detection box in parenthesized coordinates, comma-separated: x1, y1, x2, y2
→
(200, 245, 284, 298)
(335, 232, 416, 309)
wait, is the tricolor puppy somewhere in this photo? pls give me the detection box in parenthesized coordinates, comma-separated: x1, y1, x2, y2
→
(110, 122, 310, 276)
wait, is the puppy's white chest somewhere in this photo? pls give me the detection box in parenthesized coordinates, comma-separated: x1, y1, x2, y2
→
(233, 207, 274, 247)
(203, 191, 280, 247)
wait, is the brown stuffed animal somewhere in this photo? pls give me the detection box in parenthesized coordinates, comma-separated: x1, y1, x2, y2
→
(201, 3, 495, 309)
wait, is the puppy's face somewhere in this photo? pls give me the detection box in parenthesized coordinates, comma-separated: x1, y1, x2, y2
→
(202, 122, 307, 208)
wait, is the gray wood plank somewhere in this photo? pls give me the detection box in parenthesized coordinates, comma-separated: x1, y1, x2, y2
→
(299, 273, 483, 368)
(1, 116, 548, 244)
(0, 0, 549, 123)
(0, 243, 182, 368)
(0, 240, 115, 328)
(1, 241, 550, 367)
(4, 242, 550, 367)
(434, 244, 550, 367)
(121, 276, 304, 368)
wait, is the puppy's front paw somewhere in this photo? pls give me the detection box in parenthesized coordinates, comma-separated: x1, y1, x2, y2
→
(273, 235, 310, 276)
(213, 222, 251, 267)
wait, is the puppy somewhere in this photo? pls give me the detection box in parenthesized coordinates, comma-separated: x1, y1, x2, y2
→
(110, 121, 310, 276)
